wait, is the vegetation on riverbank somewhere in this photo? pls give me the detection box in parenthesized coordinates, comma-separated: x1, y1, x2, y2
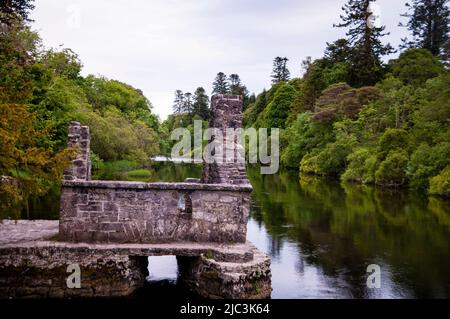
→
(242, 0, 450, 196)
(1, 0, 449, 219)
(0, 1, 166, 215)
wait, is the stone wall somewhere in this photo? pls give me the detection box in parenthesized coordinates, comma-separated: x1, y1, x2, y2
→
(59, 96, 253, 245)
(59, 181, 251, 244)
(0, 248, 147, 298)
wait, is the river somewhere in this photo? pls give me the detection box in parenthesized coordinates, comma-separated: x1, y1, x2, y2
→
(8, 162, 450, 299)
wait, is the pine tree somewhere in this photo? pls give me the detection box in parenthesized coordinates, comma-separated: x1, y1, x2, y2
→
(183, 92, 193, 114)
(255, 89, 267, 114)
(324, 38, 353, 65)
(400, 0, 450, 56)
(229, 74, 241, 91)
(229, 74, 249, 97)
(172, 90, 185, 114)
(271, 57, 290, 84)
(212, 72, 230, 94)
(0, 0, 35, 24)
(442, 38, 450, 66)
(335, 0, 394, 86)
(193, 87, 210, 120)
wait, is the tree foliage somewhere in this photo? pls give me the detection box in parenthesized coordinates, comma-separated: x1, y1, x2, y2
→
(0, 15, 164, 214)
(0, 104, 74, 216)
(400, 0, 450, 56)
(244, 44, 449, 196)
(212, 72, 230, 94)
(390, 48, 445, 86)
(193, 87, 210, 121)
(271, 57, 290, 84)
(334, 0, 395, 86)
(0, 0, 35, 24)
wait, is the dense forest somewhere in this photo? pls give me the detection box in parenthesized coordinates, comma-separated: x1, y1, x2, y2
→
(241, 0, 450, 197)
(166, 0, 450, 196)
(1, 0, 449, 217)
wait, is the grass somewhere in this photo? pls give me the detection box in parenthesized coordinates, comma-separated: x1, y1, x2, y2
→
(92, 160, 140, 180)
(126, 169, 153, 181)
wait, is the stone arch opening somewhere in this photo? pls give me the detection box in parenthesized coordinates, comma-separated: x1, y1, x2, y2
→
(177, 191, 193, 216)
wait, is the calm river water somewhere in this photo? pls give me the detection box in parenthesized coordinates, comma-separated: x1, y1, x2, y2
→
(11, 163, 450, 299)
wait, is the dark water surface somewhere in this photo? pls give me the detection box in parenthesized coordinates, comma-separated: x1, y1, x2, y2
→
(10, 163, 450, 299)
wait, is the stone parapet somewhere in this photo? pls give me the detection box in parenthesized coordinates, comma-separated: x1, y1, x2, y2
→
(59, 181, 251, 244)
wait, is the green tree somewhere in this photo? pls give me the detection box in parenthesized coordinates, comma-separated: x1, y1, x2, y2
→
(408, 142, 450, 190)
(229, 73, 249, 97)
(0, 17, 39, 103)
(390, 48, 444, 86)
(341, 148, 373, 182)
(0, 0, 35, 24)
(40, 48, 82, 80)
(0, 103, 74, 217)
(429, 166, 450, 196)
(212, 72, 230, 94)
(400, 0, 450, 56)
(82, 75, 152, 115)
(375, 150, 409, 186)
(173, 90, 184, 114)
(335, 0, 395, 86)
(377, 128, 410, 160)
(193, 87, 210, 120)
(183, 92, 193, 114)
(294, 59, 327, 113)
(324, 38, 353, 65)
(263, 83, 296, 129)
(271, 57, 290, 84)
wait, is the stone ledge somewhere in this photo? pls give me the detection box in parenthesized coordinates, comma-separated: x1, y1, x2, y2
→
(211, 94, 243, 101)
(178, 246, 272, 299)
(62, 180, 253, 192)
(0, 220, 272, 299)
(0, 220, 254, 262)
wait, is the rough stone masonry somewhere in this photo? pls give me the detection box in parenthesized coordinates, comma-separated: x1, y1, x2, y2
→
(59, 95, 253, 244)
(0, 95, 272, 299)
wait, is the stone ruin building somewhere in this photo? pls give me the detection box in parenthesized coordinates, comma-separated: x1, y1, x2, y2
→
(0, 95, 272, 299)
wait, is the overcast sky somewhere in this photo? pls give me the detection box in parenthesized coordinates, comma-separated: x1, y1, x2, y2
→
(31, 0, 409, 120)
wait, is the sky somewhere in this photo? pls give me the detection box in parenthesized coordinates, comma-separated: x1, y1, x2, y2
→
(31, 0, 410, 120)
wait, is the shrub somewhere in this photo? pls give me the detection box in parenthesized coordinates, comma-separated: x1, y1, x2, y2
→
(407, 142, 450, 191)
(316, 133, 357, 175)
(429, 166, 450, 197)
(126, 169, 153, 181)
(375, 150, 409, 187)
(377, 128, 409, 160)
(300, 153, 321, 175)
(341, 148, 371, 182)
